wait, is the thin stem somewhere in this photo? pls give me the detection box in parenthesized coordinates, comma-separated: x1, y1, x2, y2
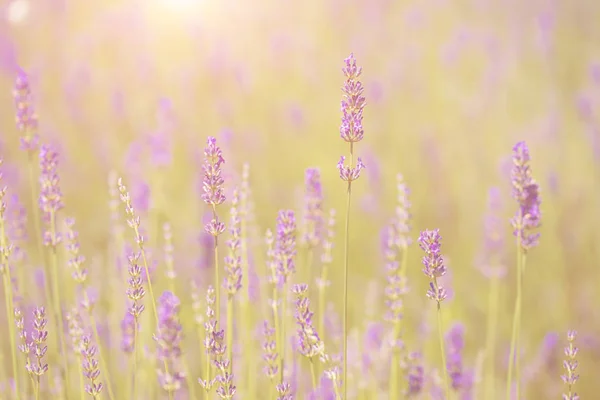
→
(89, 312, 115, 400)
(132, 316, 138, 400)
(134, 228, 170, 381)
(226, 296, 234, 372)
(506, 238, 522, 400)
(390, 244, 408, 399)
(309, 358, 317, 390)
(389, 320, 401, 399)
(272, 286, 282, 385)
(436, 301, 451, 399)
(342, 143, 354, 399)
(34, 377, 39, 400)
(49, 211, 70, 399)
(280, 281, 289, 385)
(484, 276, 500, 400)
(342, 179, 352, 399)
(240, 211, 254, 397)
(27, 153, 45, 278)
(516, 253, 526, 399)
(78, 355, 85, 400)
(0, 217, 19, 400)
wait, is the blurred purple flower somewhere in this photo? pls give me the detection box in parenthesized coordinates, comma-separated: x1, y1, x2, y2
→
(510, 142, 541, 251)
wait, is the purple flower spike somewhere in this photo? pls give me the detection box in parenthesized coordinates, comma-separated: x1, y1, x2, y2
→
(39, 145, 64, 248)
(13, 69, 40, 152)
(302, 168, 324, 247)
(561, 330, 579, 400)
(418, 229, 448, 304)
(201, 136, 226, 207)
(275, 210, 296, 284)
(407, 352, 424, 396)
(340, 53, 366, 144)
(510, 141, 541, 251)
(337, 156, 365, 182)
(155, 291, 185, 393)
(445, 323, 465, 390)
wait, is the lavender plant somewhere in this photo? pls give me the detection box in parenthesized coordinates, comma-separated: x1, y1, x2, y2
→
(337, 53, 366, 399)
(0, 41, 593, 400)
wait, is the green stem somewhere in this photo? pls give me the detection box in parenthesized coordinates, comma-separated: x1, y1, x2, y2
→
(240, 213, 254, 397)
(226, 296, 234, 371)
(281, 281, 289, 385)
(132, 316, 138, 400)
(0, 218, 19, 400)
(436, 301, 450, 399)
(78, 356, 85, 400)
(342, 179, 352, 399)
(49, 212, 70, 399)
(484, 276, 500, 400)
(309, 358, 317, 390)
(506, 239, 522, 400)
(34, 377, 39, 400)
(516, 253, 526, 399)
(342, 143, 354, 398)
(389, 321, 401, 400)
(89, 312, 115, 400)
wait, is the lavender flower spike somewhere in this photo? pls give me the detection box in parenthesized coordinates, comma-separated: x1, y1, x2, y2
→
(340, 53, 366, 144)
(561, 330, 579, 400)
(13, 69, 40, 152)
(302, 168, 324, 248)
(418, 229, 448, 304)
(202, 136, 226, 207)
(510, 141, 541, 252)
(155, 291, 185, 393)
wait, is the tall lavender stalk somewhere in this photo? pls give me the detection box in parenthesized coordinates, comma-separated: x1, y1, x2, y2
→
(154, 291, 184, 399)
(27, 307, 49, 400)
(39, 144, 70, 395)
(479, 187, 506, 400)
(125, 251, 145, 399)
(0, 161, 20, 399)
(81, 335, 103, 400)
(385, 173, 411, 399)
(337, 53, 366, 398)
(561, 330, 579, 400)
(292, 283, 325, 391)
(418, 229, 451, 398)
(13, 71, 44, 288)
(224, 189, 242, 374)
(274, 210, 296, 385)
(302, 168, 324, 288)
(201, 136, 227, 324)
(506, 141, 541, 400)
(64, 218, 115, 400)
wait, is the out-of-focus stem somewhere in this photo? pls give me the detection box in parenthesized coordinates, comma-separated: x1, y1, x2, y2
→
(240, 213, 254, 396)
(309, 358, 317, 390)
(516, 253, 526, 399)
(281, 281, 289, 385)
(132, 317, 138, 400)
(0, 216, 19, 399)
(77, 355, 85, 400)
(390, 244, 408, 399)
(49, 211, 69, 398)
(87, 305, 115, 400)
(484, 276, 500, 400)
(506, 237, 522, 400)
(226, 296, 234, 372)
(435, 285, 450, 399)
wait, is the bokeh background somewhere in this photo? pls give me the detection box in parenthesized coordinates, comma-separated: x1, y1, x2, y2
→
(1, 0, 600, 398)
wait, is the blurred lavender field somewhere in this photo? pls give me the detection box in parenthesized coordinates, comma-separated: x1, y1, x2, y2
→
(0, 0, 599, 399)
